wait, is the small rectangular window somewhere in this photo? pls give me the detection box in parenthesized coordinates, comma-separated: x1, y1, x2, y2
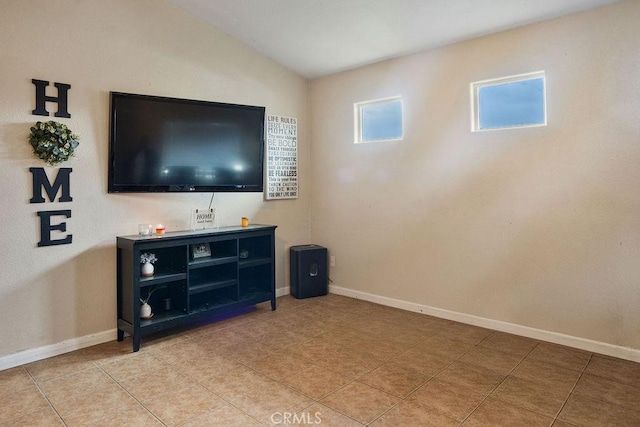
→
(471, 71, 546, 132)
(354, 96, 403, 143)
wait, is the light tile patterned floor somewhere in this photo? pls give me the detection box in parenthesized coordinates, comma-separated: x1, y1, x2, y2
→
(2, 294, 640, 426)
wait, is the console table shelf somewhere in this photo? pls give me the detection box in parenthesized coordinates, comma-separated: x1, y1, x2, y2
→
(140, 272, 187, 287)
(116, 224, 277, 351)
(189, 279, 238, 295)
(239, 257, 272, 268)
(190, 256, 238, 269)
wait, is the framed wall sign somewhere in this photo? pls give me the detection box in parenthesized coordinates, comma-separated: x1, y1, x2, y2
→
(266, 115, 298, 200)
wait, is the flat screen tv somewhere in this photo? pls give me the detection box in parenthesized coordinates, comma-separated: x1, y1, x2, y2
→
(108, 92, 265, 193)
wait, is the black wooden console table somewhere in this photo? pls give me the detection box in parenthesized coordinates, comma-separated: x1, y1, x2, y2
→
(116, 225, 277, 351)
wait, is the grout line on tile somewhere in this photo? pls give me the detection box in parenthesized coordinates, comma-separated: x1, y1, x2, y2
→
(20, 365, 68, 427)
(96, 363, 171, 427)
(549, 353, 591, 425)
(456, 339, 541, 424)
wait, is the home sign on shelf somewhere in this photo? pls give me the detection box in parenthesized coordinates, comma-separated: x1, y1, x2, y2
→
(191, 208, 216, 230)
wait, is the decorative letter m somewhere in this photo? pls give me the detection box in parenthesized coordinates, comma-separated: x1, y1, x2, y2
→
(29, 167, 72, 203)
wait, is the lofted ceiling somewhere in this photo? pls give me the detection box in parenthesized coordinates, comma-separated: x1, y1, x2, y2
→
(168, 0, 621, 79)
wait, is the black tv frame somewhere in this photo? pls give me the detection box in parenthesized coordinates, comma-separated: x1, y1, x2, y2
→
(108, 92, 265, 193)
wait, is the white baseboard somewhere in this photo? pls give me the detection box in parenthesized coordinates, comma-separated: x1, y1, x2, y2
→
(6, 284, 635, 371)
(0, 329, 116, 371)
(329, 285, 640, 363)
(276, 286, 290, 297)
(2, 290, 291, 371)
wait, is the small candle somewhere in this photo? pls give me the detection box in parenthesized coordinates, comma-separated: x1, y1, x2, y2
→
(155, 224, 165, 235)
(241, 217, 249, 227)
(138, 224, 151, 236)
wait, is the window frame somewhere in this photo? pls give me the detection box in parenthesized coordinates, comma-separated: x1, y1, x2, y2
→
(354, 95, 404, 144)
(470, 71, 547, 132)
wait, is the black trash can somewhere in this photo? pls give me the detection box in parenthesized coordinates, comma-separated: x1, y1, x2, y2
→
(290, 245, 328, 299)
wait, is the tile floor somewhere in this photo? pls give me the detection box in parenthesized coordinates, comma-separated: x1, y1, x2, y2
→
(2, 294, 640, 426)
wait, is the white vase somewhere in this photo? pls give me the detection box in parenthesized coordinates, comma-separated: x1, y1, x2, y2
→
(140, 302, 152, 319)
(141, 262, 154, 277)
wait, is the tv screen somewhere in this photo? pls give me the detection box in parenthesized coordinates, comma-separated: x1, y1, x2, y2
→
(108, 92, 265, 193)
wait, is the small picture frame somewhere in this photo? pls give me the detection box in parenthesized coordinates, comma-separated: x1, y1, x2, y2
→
(191, 242, 211, 259)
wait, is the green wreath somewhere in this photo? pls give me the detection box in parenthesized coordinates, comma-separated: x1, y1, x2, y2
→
(29, 120, 79, 166)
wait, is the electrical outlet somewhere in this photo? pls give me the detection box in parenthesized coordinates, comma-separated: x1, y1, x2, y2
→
(330, 255, 336, 267)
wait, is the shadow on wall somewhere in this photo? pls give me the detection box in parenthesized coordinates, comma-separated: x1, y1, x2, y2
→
(313, 20, 640, 348)
(73, 243, 117, 338)
(5, 243, 116, 355)
(275, 234, 289, 290)
(0, 123, 34, 161)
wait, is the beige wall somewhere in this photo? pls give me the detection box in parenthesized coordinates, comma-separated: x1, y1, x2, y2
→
(310, 1, 640, 352)
(2, 0, 639, 364)
(0, 0, 309, 360)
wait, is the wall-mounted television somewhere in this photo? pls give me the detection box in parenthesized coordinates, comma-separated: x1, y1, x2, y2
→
(108, 92, 265, 193)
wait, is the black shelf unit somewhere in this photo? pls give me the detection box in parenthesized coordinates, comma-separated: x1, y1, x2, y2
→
(116, 224, 277, 351)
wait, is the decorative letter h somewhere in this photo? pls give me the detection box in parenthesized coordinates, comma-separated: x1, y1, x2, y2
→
(32, 79, 71, 118)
